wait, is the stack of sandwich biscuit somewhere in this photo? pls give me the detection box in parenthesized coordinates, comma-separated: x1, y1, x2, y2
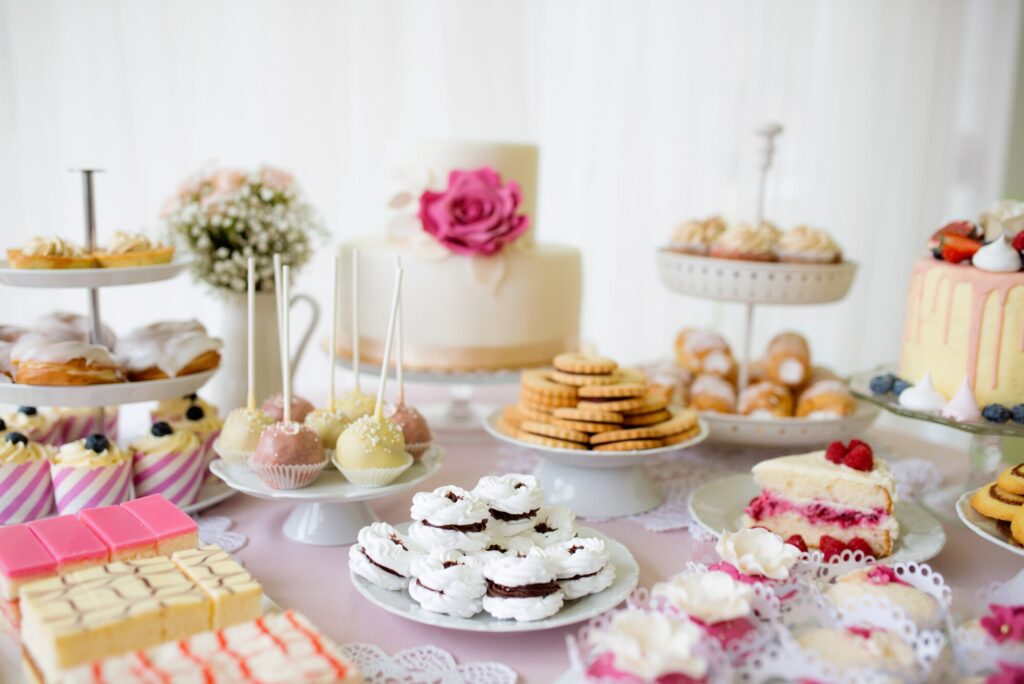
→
(499, 353, 700, 451)
(970, 462, 1024, 547)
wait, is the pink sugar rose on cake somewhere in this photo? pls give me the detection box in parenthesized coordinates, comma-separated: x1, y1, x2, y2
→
(980, 604, 1024, 644)
(418, 167, 529, 256)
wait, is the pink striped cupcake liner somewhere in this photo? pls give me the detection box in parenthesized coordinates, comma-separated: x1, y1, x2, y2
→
(50, 460, 133, 515)
(199, 428, 222, 483)
(0, 460, 54, 524)
(132, 445, 205, 508)
(28, 421, 65, 448)
(59, 412, 119, 444)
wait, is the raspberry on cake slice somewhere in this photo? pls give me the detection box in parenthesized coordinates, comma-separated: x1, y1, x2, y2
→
(742, 440, 899, 558)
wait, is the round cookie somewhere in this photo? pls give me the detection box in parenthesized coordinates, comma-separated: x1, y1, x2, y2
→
(578, 383, 647, 400)
(593, 439, 663, 452)
(516, 431, 588, 451)
(622, 394, 671, 415)
(519, 391, 577, 410)
(617, 367, 647, 384)
(515, 403, 553, 422)
(662, 426, 702, 445)
(648, 411, 699, 438)
(550, 417, 621, 434)
(996, 463, 1024, 495)
(971, 482, 1024, 521)
(1012, 505, 1024, 546)
(553, 353, 618, 375)
(521, 370, 578, 399)
(590, 426, 666, 445)
(520, 421, 590, 445)
(552, 408, 623, 424)
(576, 397, 647, 413)
(550, 370, 619, 387)
(623, 410, 672, 427)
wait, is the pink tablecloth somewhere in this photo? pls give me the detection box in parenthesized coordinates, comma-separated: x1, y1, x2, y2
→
(210, 388, 1022, 683)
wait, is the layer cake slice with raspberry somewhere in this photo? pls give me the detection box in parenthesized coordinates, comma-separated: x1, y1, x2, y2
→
(742, 440, 899, 558)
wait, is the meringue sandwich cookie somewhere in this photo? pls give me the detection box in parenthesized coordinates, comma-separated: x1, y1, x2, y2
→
(744, 450, 899, 558)
(826, 565, 942, 630)
(482, 548, 565, 621)
(408, 549, 487, 618)
(547, 537, 615, 600)
(349, 522, 420, 591)
(13, 341, 122, 385)
(473, 474, 544, 536)
(408, 485, 491, 552)
(526, 505, 578, 547)
(472, 535, 538, 564)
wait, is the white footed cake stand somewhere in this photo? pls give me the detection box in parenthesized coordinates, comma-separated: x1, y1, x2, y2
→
(483, 410, 709, 518)
(210, 445, 445, 546)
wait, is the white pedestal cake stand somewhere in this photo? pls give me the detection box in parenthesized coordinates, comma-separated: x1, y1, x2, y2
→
(483, 409, 709, 518)
(334, 355, 519, 434)
(209, 445, 445, 546)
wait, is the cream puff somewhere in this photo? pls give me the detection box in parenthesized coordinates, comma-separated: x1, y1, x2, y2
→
(764, 332, 811, 389)
(796, 380, 856, 419)
(408, 549, 486, 618)
(689, 374, 737, 414)
(675, 328, 738, 381)
(738, 381, 794, 418)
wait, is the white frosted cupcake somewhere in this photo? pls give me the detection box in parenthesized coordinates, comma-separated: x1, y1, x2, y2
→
(50, 435, 132, 514)
(482, 547, 564, 621)
(472, 474, 544, 536)
(408, 485, 490, 552)
(547, 537, 615, 600)
(408, 548, 487, 618)
(3, 406, 61, 446)
(525, 506, 577, 547)
(348, 522, 422, 591)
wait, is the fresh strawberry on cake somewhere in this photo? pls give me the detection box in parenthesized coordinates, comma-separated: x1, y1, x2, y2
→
(742, 440, 899, 558)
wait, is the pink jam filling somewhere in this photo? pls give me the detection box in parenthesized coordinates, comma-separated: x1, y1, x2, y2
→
(866, 565, 909, 586)
(745, 491, 888, 529)
(586, 653, 703, 684)
(707, 561, 766, 585)
(690, 615, 755, 646)
(847, 626, 878, 639)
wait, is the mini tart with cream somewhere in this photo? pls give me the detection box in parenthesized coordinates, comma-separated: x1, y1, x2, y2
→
(7, 236, 95, 269)
(11, 341, 122, 386)
(334, 414, 412, 487)
(93, 231, 175, 267)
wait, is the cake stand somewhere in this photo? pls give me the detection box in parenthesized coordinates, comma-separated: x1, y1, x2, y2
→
(691, 399, 877, 448)
(955, 487, 1024, 598)
(483, 409, 709, 518)
(850, 366, 1024, 515)
(209, 445, 445, 546)
(334, 354, 520, 434)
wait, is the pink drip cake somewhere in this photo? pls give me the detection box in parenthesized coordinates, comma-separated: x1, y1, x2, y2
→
(743, 445, 898, 558)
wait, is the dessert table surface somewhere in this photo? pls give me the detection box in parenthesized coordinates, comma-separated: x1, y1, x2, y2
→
(213, 385, 1020, 683)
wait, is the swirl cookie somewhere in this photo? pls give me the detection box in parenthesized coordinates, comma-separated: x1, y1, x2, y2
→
(547, 537, 615, 600)
(1012, 505, 1024, 546)
(473, 474, 544, 536)
(482, 549, 564, 622)
(553, 353, 618, 375)
(996, 463, 1024, 495)
(409, 486, 491, 552)
(971, 482, 1024, 521)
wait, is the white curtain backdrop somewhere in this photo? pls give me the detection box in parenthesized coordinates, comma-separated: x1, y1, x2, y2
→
(0, 0, 1020, 412)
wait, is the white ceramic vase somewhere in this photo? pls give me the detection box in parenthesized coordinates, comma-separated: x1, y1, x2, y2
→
(205, 290, 320, 412)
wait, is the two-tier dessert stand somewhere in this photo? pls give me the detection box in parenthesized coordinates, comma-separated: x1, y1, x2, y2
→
(0, 170, 229, 511)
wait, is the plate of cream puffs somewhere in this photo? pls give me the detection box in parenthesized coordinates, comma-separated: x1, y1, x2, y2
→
(667, 328, 880, 447)
(349, 474, 640, 632)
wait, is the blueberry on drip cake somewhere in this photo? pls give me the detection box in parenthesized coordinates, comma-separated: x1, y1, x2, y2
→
(742, 439, 898, 558)
(249, 421, 326, 490)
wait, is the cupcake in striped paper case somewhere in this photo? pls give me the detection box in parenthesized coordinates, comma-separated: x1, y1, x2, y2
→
(53, 406, 119, 443)
(50, 434, 133, 514)
(130, 422, 204, 507)
(0, 431, 56, 524)
(151, 393, 217, 425)
(171, 402, 223, 481)
(1, 406, 62, 446)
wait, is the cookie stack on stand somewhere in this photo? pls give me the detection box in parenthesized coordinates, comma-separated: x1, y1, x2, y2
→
(970, 461, 1024, 546)
(499, 353, 700, 452)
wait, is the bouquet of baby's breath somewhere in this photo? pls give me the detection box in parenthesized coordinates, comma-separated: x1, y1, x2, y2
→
(163, 166, 324, 292)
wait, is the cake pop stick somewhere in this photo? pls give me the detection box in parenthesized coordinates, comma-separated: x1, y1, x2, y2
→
(282, 265, 293, 423)
(396, 256, 405, 406)
(351, 248, 361, 393)
(328, 254, 340, 412)
(273, 253, 284, 344)
(246, 257, 256, 411)
(373, 264, 404, 420)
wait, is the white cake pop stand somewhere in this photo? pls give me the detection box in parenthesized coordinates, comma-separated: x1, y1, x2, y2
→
(209, 445, 444, 546)
(483, 409, 709, 518)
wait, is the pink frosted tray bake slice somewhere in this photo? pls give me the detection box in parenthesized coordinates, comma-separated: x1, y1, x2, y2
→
(120, 494, 198, 555)
(0, 525, 57, 600)
(79, 505, 159, 561)
(26, 515, 109, 576)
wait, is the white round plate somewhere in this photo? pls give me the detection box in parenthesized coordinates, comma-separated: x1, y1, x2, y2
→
(700, 400, 880, 448)
(0, 369, 216, 408)
(0, 258, 192, 289)
(351, 525, 639, 633)
(656, 249, 857, 305)
(483, 408, 708, 467)
(689, 473, 946, 563)
(209, 445, 445, 503)
(182, 476, 236, 514)
(956, 488, 1024, 558)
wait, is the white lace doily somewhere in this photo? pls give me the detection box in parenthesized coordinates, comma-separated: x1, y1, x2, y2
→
(495, 445, 943, 539)
(194, 515, 247, 554)
(340, 642, 517, 684)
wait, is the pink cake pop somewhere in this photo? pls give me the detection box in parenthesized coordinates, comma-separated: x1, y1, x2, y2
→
(261, 393, 314, 423)
(250, 422, 325, 489)
(389, 287, 432, 460)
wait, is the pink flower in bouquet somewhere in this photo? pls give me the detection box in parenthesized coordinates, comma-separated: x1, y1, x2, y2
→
(418, 167, 529, 256)
(260, 167, 294, 192)
(211, 168, 246, 196)
(980, 604, 1024, 643)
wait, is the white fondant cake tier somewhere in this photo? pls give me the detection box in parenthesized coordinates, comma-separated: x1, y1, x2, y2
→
(338, 238, 581, 371)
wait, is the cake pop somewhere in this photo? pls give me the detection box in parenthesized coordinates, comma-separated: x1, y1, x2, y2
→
(336, 248, 376, 420)
(335, 389, 376, 420)
(304, 406, 351, 450)
(261, 392, 314, 423)
(387, 289, 432, 459)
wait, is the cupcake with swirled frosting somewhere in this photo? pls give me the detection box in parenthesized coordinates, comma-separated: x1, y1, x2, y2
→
(130, 422, 204, 507)
(94, 231, 175, 267)
(669, 216, 728, 256)
(50, 434, 133, 514)
(709, 222, 778, 262)
(775, 225, 842, 264)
